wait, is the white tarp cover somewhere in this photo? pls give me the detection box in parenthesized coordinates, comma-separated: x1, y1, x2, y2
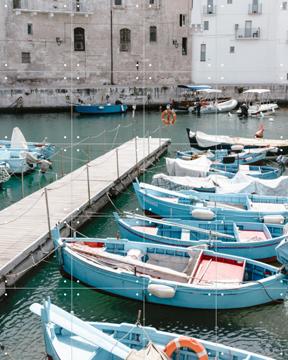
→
(152, 172, 288, 196)
(195, 130, 288, 148)
(126, 343, 169, 360)
(11, 127, 28, 149)
(166, 156, 212, 177)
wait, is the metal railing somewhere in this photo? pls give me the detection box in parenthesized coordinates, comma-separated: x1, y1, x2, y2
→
(235, 27, 261, 39)
(248, 3, 262, 14)
(13, 0, 94, 13)
(203, 5, 216, 15)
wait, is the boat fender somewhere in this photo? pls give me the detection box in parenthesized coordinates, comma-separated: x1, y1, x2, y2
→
(231, 144, 244, 152)
(191, 209, 215, 220)
(147, 284, 176, 299)
(121, 105, 124, 112)
(164, 336, 208, 360)
(263, 215, 285, 224)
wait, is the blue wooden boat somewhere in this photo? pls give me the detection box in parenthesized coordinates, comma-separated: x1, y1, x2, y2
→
(75, 103, 128, 114)
(31, 298, 274, 360)
(0, 127, 56, 160)
(177, 147, 269, 165)
(133, 181, 288, 224)
(114, 212, 287, 261)
(52, 226, 288, 309)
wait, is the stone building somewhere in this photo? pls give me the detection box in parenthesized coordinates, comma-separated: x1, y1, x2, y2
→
(0, 0, 193, 89)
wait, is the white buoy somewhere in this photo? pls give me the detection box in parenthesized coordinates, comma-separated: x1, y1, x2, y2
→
(148, 284, 176, 299)
(260, 112, 264, 118)
(228, 112, 232, 117)
(269, 118, 274, 121)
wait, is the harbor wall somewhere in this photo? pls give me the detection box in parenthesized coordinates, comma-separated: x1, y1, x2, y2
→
(1, 84, 288, 111)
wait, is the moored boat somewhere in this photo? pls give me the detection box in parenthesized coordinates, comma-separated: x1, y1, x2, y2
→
(52, 226, 288, 309)
(0, 162, 10, 188)
(75, 103, 128, 114)
(114, 212, 287, 261)
(166, 156, 282, 180)
(186, 129, 288, 156)
(31, 298, 274, 359)
(133, 181, 288, 224)
(237, 89, 278, 117)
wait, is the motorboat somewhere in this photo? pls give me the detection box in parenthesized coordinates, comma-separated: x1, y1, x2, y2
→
(237, 89, 278, 117)
(75, 103, 128, 114)
(186, 128, 288, 156)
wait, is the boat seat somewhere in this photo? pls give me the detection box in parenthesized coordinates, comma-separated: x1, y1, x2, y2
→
(237, 230, 267, 242)
(183, 250, 203, 277)
(181, 229, 190, 241)
(132, 226, 158, 236)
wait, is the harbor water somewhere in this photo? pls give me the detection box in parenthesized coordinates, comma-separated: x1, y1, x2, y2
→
(0, 109, 288, 359)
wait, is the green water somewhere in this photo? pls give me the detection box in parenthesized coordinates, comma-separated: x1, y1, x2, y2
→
(1, 110, 288, 359)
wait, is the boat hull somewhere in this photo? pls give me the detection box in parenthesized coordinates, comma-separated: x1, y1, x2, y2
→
(75, 104, 128, 114)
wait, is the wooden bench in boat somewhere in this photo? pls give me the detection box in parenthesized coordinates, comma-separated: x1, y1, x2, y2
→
(132, 226, 158, 236)
(237, 230, 267, 242)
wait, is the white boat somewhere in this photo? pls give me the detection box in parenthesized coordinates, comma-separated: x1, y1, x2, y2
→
(190, 89, 238, 114)
(0, 162, 10, 188)
(238, 89, 278, 117)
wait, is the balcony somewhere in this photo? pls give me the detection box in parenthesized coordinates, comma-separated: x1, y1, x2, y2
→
(235, 27, 261, 39)
(12, 0, 94, 16)
(248, 3, 262, 14)
(203, 5, 216, 15)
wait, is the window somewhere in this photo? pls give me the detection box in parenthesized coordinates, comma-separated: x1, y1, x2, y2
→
(22, 52, 31, 63)
(75, 0, 80, 12)
(74, 27, 85, 51)
(27, 23, 33, 35)
(230, 46, 235, 53)
(179, 14, 187, 27)
(200, 44, 206, 61)
(150, 26, 157, 42)
(149, 0, 155, 4)
(120, 28, 131, 52)
(13, 0, 21, 9)
(227, 0, 232, 3)
(182, 37, 187, 55)
(203, 21, 209, 30)
(282, 1, 287, 9)
(115, 0, 122, 5)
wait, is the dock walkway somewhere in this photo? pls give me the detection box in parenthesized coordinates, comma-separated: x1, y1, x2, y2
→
(0, 137, 170, 297)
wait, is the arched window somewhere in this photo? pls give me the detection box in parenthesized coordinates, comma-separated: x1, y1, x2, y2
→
(149, 26, 157, 42)
(120, 28, 131, 52)
(74, 27, 85, 51)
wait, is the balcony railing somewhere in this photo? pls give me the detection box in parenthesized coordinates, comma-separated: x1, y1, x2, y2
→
(13, 0, 94, 15)
(235, 27, 261, 39)
(203, 5, 216, 15)
(248, 3, 262, 14)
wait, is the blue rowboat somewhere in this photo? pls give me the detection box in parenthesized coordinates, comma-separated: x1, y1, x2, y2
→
(52, 226, 288, 309)
(177, 147, 269, 165)
(31, 298, 273, 360)
(114, 212, 287, 261)
(75, 103, 128, 114)
(210, 164, 282, 179)
(133, 181, 288, 224)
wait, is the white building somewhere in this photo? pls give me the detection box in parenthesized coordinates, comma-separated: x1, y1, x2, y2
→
(191, 0, 288, 84)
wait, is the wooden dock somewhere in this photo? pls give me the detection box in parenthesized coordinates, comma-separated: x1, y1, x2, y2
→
(0, 137, 170, 297)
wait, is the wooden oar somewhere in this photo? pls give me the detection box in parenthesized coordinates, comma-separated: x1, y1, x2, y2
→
(123, 211, 234, 240)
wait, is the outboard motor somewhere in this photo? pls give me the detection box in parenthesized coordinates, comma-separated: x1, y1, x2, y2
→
(238, 103, 249, 118)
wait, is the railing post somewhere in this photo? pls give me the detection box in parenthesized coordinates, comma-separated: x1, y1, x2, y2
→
(116, 148, 120, 178)
(44, 188, 51, 239)
(135, 137, 138, 164)
(148, 136, 151, 155)
(86, 164, 91, 205)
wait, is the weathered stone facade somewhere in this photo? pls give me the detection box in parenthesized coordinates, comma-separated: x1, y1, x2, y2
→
(0, 0, 192, 89)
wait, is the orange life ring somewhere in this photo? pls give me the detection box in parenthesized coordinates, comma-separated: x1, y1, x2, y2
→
(164, 336, 208, 360)
(161, 109, 176, 125)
